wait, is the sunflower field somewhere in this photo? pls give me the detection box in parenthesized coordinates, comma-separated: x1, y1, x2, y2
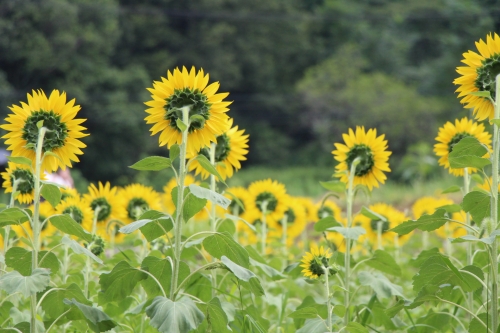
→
(2, 32, 500, 333)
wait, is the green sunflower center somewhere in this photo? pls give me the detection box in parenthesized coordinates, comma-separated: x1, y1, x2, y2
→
(199, 133, 231, 162)
(63, 206, 84, 224)
(346, 144, 375, 177)
(256, 192, 278, 213)
(317, 206, 334, 219)
(22, 110, 68, 152)
(11, 169, 35, 194)
(309, 256, 329, 277)
(475, 54, 500, 100)
(164, 88, 211, 133)
(228, 197, 244, 214)
(370, 217, 390, 233)
(278, 208, 295, 226)
(127, 198, 149, 220)
(448, 132, 470, 153)
(61, 192, 74, 201)
(90, 198, 112, 222)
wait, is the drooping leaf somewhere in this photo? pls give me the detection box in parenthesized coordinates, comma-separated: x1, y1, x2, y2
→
(194, 154, 226, 184)
(99, 261, 148, 303)
(203, 231, 249, 268)
(221, 256, 255, 281)
(49, 214, 92, 242)
(63, 298, 117, 333)
(441, 185, 461, 194)
(146, 296, 205, 333)
(136, 210, 174, 242)
(462, 191, 499, 224)
(314, 216, 340, 232)
(390, 209, 449, 235)
(328, 226, 366, 240)
(40, 183, 61, 208)
(0, 208, 30, 227)
(360, 207, 387, 221)
(288, 307, 318, 319)
(5, 247, 59, 276)
(188, 184, 230, 209)
(448, 137, 490, 169)
(203, 297, 231, 333)
(358, 271, 403, 299)
(451, 230, 500, 245)
(40, 283, 89, 320)
(365, 249, 401, 276)
(6, 156, 32, 167)
(250, 258, 285, 280)
(61, 235, 103, 264)
(0, 268, 50, 296)
(129, 156, 172, 171)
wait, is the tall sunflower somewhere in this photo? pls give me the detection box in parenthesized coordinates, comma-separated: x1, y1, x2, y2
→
(434, 117, 491, 176)
(144, 66, 231, 152)
(247, 179, 288, 221)
(1, 89, 88, 172)
(2, 162, 45, 204)
(454, 33, 500, 120)
(269, 197, 307, 245)
(315, 200, 343, 222)
(119, 183, 162, 223)
(333, 126, 391, 191)
(187, 118, 249, 180)
(55, 196, 93, 233)
(300, 244, 332, 279)
(225, 186, 253, 220)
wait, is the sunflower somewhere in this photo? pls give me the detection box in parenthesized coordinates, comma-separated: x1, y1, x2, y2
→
(356, 203, 408, 249)
(82, 182, 127, 239)
(300, 244, 332, 279)
(187, 118, 249, 180)
(1, 162, 46, 204)
(55, 196, 93, 233)
(454, 33, 500, 120)
(434, 117, 491, 176)
(119, 183, 162, 223)
(60, 187, 79, 201)
(435, 211, 467, 239)
(333, 126, 391, 191)
(162, 175, 208, 221)
(144, 66, 231, 152)
(315, 200, 343, 222)
(247, 179, 288, 221)
(224, 186, 253, 219)
(412, 196, 455, 220)
(269, 197, 307, 245)
(1, 89, 88, 172)
(297, 197, 317, 222)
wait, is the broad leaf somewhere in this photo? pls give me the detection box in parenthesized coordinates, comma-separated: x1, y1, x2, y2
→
(221, 256, 255, 281)
(146, 296, 204, 333)
(449, 137, 490, 169)
(319, 180, 345, 193)
(451, 230, 500, 245)
(288, 307, 318, 319)
(203, 297, 231, 333)
(6, 156, 32, 167)
(5, 247, 59, 276)
(63, 298, 117, 333)
(203, 231, 249, 268)
(296, 318, 328, 333)
(346, 322, 369, 333)
(365, 249, 401, 276)
(328, 226, 366, 240)
(99, 261, 148, 302)
(314, 216, 340, 232)
(61, 235, 103, 264)
(40, 283, 89, 320)
(119, 213, 172, 235)
(40, 183, 61, 208)
(0, 208, 30, 227)
(137, 210, 174, 242)
(441, 185, 461, 194)
(469, 313, 489, 333)
(49, 214, 92, 242)
(0, 268, 50, 296)
(129, 156, 172, 171)
(188, 184, 230, 209)
(140, 256, 189, 298)
(169, 144, 180, 161)
(172, 187, 207, 222)
(462, 191, 498, 224)
(358, 271, 403, 299)
(390, 209, 449, 235)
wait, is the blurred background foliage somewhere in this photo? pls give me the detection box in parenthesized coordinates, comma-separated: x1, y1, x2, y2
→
(0, 0, 496, 187)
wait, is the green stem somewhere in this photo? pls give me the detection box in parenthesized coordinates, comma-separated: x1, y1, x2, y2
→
(281, 214, 288, 267)
(464, 169, 474, 315)
(323, 267, 332, 331)
(1, 180, 20, 274)
(209, 142, 217, 297)
(169, 106, 190, 300)
(31, 127, 47, 333)
(260, 202, 268, 255)
(344, 157, 360, 326)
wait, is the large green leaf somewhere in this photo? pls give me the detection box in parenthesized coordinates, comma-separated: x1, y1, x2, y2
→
(468, 313, 489, 333)
(5, 247, 60, 276)
(314, 216, 340, 232)
(40, 183, 61, 208)
(172, 187, 207, 222)
(358, 271, 403, 299)
(202, 297, 231, 333)
(99, 261, 148, 303)
(221, 256, 256, 281)
(0, 208, 30, 227)
(346, 322, 369, 333)
(365, 249, 401, 276)
(129, 156, 172, 171)
(136, 210, 174, 242)
(40, 283, 89, 320)
(390, 209, 449, 235)
(448, 137, 490, 169)
(188, 184, 230, 209)
(63, 298, 117, 333)
(462, 191, 499, 224)
(203, 231, 249, 268)
(328, 226, 366, 240)
(140, 256, 190, 298)
(49, 214, 92, 242)
(0, 268, 50, 296)
(296, 318, 328, 333)
(146, 296, 205, 333)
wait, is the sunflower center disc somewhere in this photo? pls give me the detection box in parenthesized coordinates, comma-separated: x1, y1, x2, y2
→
(228, 197, 244, 213)
(127, 198, 149, 220)
(22, 110, 68, 152)
(90, 198, 112, 222)
(63, 206, 84, 224)
(370, 218, 390, 233)
(200, 133, 231, 162)
(164, 88, 211, 133)
(448, 132, 470, 153)
(11, 169, 35, 194)
(317, 206, 334, 219)
(309, 256, 329, 277)
(346, 144, 375, 177)
(256, 192, 278, 213)
(278, 208, 296, 226)
(475, 54, 500, 100)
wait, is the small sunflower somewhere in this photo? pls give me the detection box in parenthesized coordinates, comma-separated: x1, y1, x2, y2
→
(187, 118, 249, 180)
(83, 182, 127, 239)
(224, 186, 253, 219)
(55, 196, 93, 233)
(2, 162, 46, 204)
(454, 33, 500, 120)
(269, 197, 307, 245)
(162, 175, 208, 221)
(119, 183, 162, 223)
(300, 244, 332, 279)
(333, 126, 391, 191)
(297, 197, 317, 222)
(434, 117, 492, 176)
(412, 196, 455, 220)
(357, 203, 407, 249)
(144, 66, 231, 152)
(315, 200, 343, 222)
(60, 187, 79, 201)
(1, 89, 88, 172)
(247, 179, 288, 221)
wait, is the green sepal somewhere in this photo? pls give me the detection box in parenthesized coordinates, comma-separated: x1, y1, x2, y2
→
(469, 91, 492, 98)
